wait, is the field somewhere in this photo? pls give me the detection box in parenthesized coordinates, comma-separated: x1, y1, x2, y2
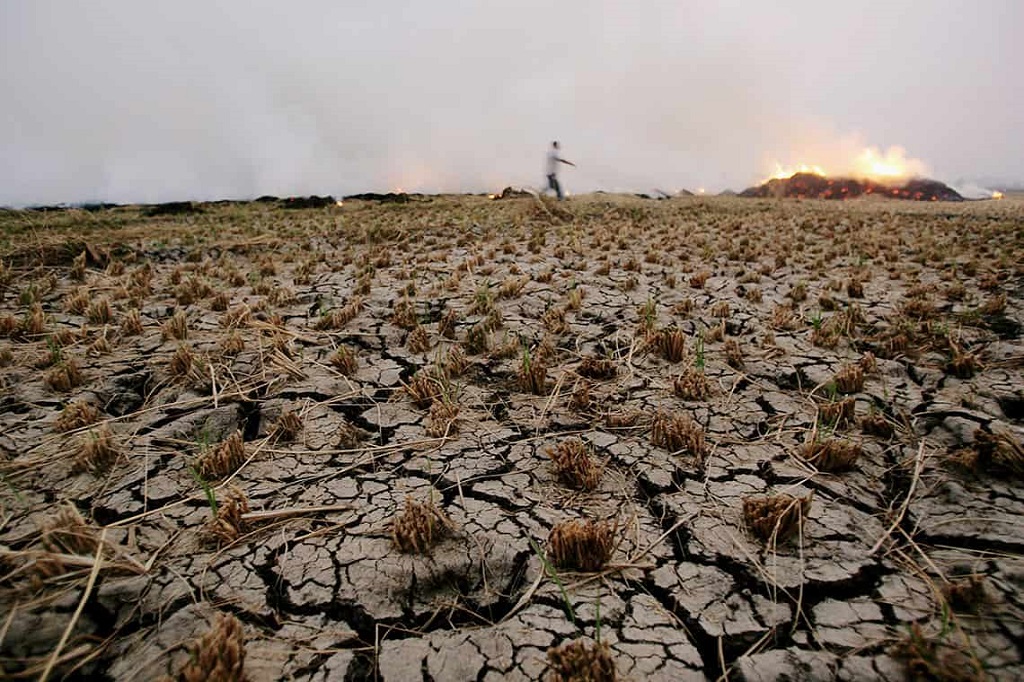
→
(1, 193, 1022, 681)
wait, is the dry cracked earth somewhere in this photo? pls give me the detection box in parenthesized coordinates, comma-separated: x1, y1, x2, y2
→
(0, 193, 1022, 681)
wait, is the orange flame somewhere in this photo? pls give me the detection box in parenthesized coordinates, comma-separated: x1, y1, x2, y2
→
(764, 145, 930, 185)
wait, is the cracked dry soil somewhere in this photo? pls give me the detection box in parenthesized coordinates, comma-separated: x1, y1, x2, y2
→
(1, 194, 1022, 681)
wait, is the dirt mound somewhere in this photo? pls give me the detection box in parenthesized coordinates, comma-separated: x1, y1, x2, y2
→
(740, 172, 964, 201)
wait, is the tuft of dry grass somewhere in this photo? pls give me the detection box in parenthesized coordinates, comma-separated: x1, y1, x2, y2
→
(41, 503, 100, 556)
(73, 424, 119, 474)
(577, 355, 616, 380)
(87, 297, 113, 324)
(196, 430, 247, 480)
(404, 370, 443, 408)
(968, 429, 1024, 478)
(391, 297, 418, 330)
(392, 496, 454, 554)
(406, 325, 431, 353)
(943, 575, 989, 613)
(162, 309, 189, 341)
(441, 346, 469, 377)
(45, 359, 83, 392)
(121, 308, 144, 336)
(546, 438, 603, 491)
(819, 397, 856, 428)
(799, 437, 861, 473)
(329, 346, 358, 375)
(860, 408, 895, 438)
(221, 304, 251, 329)
(833, 364, 864, 394)
(653, 327, 687, 363)
(723, 338, 744, 369)
(605, 410, 642, 429)
(743, 493, 812, 544)
(568, 379, 593, 413)
(55, 401, 101, 432)
(945, 349, 981, 379)
(518, 347, 548, 395)
(438, 308, 458, 339)
(650, 411, 705, 464)
(203, 487, 251, 548)
(179, 613, 247, 682)
(219, 331, 245, 356)
(425, 400, 460, 437)
(672, 367, 711, 401)
(546, 638, 617, 682)
(169, 344, 194, 377)
(271, 409, 303, 442)
(547, 519, 616, 572)
(891, 623, 983, 682)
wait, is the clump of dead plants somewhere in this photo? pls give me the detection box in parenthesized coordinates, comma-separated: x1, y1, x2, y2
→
(55, 401, 101, 432)
(891, 622, 983, 682)
(547, 518, 616, 572)
(203, 487, 251, 548)
(819, 397, 856, 428)
(73, 424, 119, 474)
(329, 346, 358, 375)
(799, 434, 861, 473)
(859, 414, 894, 445)
(723, 339, 744, 369)
(219, 331, 245, 356)
(404, 370, 445, 408)
(605, 410, 642, 429)
(162, 309, 189, 341)
(951, 428, 1024, 478)
(391, 297, 418, 330)
(169, 344, 194, 377)
(546, 438, 603, 491)
(196, 430, 247, 480)
(833, 364, 864, 393)
(271, 409, 303, 442)
(742, 492, 813, 544)
(653, 327, 687, 363)
(41, 503, 101, 556)
(672, 366, 711, 401)
(425, 399, 460, 437)
(121, 308, 143, 336)
(518, 346, 548, 395)
(44, 358, 83, 392)
(942, 574, 989, 613)
(568, 379, 593, 412)
(392, 495, 455, 554)
(945, 347, 981, 379)
(546, 638, 617, 682)
(577, 355, 616, 380)
(650, 410, 705, 464)
(178, 613, 247, 682)
(406, 325, 430, 353)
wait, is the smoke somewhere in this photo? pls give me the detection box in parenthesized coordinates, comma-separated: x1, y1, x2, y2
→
(1, 0, 1021, 205)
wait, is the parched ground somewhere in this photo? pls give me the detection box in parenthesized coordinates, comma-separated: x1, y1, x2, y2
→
(0, 193, 1022, 681)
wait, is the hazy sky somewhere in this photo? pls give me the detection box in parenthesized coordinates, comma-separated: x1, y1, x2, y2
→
(2, 1, 1021, 205)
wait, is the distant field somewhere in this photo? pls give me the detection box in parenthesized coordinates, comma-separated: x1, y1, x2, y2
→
(1, 194, 1022, 681)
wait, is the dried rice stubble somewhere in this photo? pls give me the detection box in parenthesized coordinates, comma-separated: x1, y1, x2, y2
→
(546, 638, 617, 682)
(742, 492, 813, 545)
(547, 518, 617, 572)
(392, 496, 455, 554)
(546, 438, 603, 491)
(177, 613, 247, 682)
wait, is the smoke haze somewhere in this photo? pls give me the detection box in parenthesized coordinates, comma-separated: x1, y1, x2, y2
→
(2, 0, 1021, 205)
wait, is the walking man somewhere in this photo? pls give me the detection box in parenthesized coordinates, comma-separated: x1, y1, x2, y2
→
(545, 141, 576, 201)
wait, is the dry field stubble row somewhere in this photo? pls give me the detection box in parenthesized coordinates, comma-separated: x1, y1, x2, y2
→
(0, 194, 1022, 680)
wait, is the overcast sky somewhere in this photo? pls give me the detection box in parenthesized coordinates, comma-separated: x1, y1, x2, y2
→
(2, 1, 1021, 205)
